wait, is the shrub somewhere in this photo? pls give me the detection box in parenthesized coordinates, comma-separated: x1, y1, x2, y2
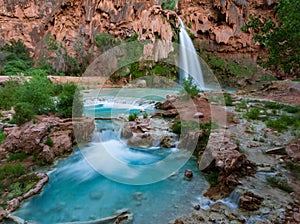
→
(266, 176, 294, 193)
(224, 93, 233, 106)
(56, 83, 83, 118)
(203, 170, 219, 187)
(266, 114, 294, 132)
(3, 59, 29, 76)
(143, 112, 148, 119)
(244, 107, 261, 120)
(180, 76, 200, 100)
(0, 77, 23, 110)
(13, 102, 35, 126)
(45, 137, 54, 147)
(7, 153, 28, 162)
(161, 0, 178, 10)
(94, 33, 120, 52)
(128, 113, 138, 121)
(0, 163, 27, 179)
(14, 75, 55, 114)
(0, 131, 6, 144)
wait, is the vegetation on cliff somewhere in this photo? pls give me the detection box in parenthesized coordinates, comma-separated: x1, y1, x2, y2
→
(242, 0, 300, 77)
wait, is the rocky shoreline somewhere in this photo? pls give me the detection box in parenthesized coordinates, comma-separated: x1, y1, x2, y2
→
(0, 114, 95, 222)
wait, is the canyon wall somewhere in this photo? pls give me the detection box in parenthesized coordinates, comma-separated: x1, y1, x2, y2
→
(0, 0, 275, 61)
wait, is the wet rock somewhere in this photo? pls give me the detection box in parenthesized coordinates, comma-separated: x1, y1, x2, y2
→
(265, 147, 286, 155)
(160, 134, 177, 148)
(127, 133, 153, 148)
(155, 100, 175, 110)
(239, 191, 264, 211)
(194, 204, 200, 210)
(6, 198, 20, 212)
(0, 207, 8, 222)
(184, 169, 193, 179)
(193, 112, 204, 118)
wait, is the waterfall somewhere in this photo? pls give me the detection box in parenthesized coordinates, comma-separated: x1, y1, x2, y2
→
(179, 18, 205, 90)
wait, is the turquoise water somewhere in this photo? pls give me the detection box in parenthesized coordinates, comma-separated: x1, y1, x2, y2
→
(13, 88, 209, 223)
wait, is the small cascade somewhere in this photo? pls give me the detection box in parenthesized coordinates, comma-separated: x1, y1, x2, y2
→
(219, 189, 241, 209)
(179, 18, 205, 90)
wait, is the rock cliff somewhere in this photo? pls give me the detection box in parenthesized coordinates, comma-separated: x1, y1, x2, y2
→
(0, 0, 275, 61)
(178, 0, 276, 59)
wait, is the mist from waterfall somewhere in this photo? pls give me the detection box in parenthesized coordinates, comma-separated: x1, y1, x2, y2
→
(179, 18, 205, 90)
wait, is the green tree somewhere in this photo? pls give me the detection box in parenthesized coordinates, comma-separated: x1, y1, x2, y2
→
(56, 83, 83, 118)
(14, 75, 55, 114)
(242, 0, 300, 77)
(94, 33, 120, 52)
(0, 77, 22, 110)
(161, 0, 178, 11)
(13, 102, 35, 125)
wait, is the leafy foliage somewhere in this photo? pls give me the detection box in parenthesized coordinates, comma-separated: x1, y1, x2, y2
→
(180, 76, 200, 99)
(7, 153, 28, 162)
(0, 163, 27, 179)
(13, 102, 36, 126)
(45, 137, 54, 147)
(14, 75, 54, 114)
(128, 113, 138, 121)
(56, 83, 83, 118)
(161, 0, 178, 11)
(94, 32, 120, 52)
(241, 0, 300, 76)
(0, 131, 6, 144)
(0, 77, 22, 110)
(266, 176, 294, 193)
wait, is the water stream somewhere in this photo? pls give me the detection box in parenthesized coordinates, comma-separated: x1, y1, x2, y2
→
(12, 89, 211, 224)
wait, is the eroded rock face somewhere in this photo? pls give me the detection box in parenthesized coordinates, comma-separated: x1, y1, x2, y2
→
(2, 115, 95, 162)
(0, 0, 177, 63)
(0, 0, 275, 64)
(178, 0, 276, 59)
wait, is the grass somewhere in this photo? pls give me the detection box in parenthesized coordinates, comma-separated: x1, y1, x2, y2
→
(0, 163, 27, 179)
(266, 176, 294, 193)
(203, 170, 219, 187)
(7, 152, 28, 162)
(0, 131, 6, 144)
(266, 114, 294, 132)
(285, 162, 300, 180)
(45, 136, 54, 147)
(128, 113, 138, 121)
(4, 173, 40, 200)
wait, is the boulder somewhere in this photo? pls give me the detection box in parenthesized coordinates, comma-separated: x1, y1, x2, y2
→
(193, 112, 204, 118)
(160, 134, 177, 148)
(239, 191, 264, 211)
(1, 115, 95, 162)
(127, 133, 153, 148)
(184, 169, 193, 179)
(155, 100, 175, 110)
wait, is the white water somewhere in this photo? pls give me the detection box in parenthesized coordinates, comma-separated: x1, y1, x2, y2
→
(179, 18, 205, 90)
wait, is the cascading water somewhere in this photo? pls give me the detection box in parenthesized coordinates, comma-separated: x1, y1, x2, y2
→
(179, 18, 205, 90)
